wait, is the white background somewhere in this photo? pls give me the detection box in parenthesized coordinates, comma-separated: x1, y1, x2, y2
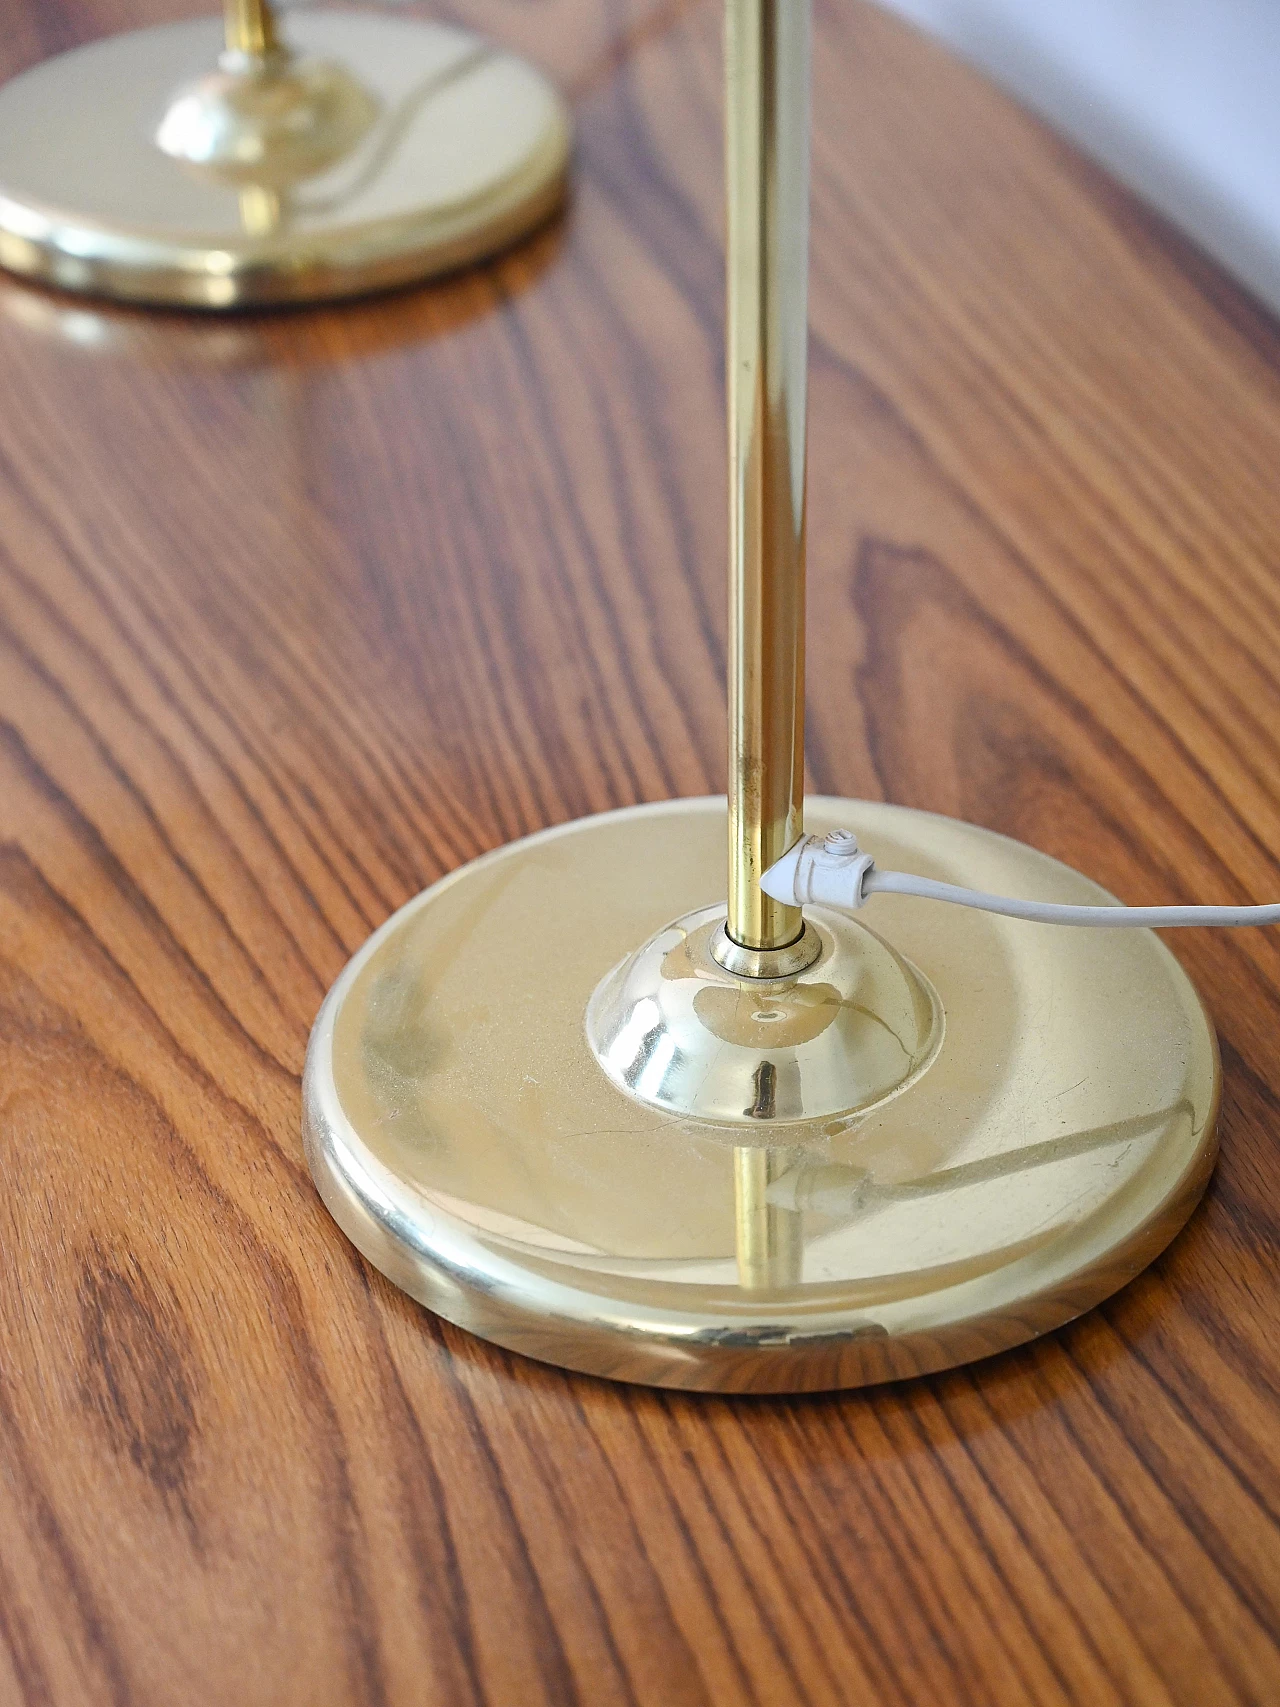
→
(880, 0, 1280, 315)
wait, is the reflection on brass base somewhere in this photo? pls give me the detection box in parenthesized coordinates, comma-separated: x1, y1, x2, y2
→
(0, 12, 570, 307)
(585, 903, 942, 1128)
(302, 798, 1219, 1393)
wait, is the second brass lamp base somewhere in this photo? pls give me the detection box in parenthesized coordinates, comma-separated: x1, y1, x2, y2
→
(0, 11, 570, 308)
(302, 797, 1218, 1393)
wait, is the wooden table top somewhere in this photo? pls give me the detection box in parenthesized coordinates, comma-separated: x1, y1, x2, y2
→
(3, 2, 1279, 1703)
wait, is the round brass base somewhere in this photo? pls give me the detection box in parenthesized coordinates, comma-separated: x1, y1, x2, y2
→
(0, 13, 570, 307)
(302, 798, 1219, 1392)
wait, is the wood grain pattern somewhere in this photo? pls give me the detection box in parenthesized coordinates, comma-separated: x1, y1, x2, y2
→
(1, 1, 1279, 1702)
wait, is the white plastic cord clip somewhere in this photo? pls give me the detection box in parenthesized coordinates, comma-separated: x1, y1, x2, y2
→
(760, 830, 876, 910)
(761, 830, 1280, 930)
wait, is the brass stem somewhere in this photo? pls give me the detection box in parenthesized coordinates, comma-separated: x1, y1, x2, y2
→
(734, 1146, 802, 1290)
(224, 0, 281, 59)
(724, 0, 810, 952)
(239, 184, 283, 236)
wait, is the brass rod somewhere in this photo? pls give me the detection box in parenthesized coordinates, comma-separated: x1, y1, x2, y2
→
(724, 0, 810, 952)
(734, 1146, 803, 1290)
(224, 0, 280, 58)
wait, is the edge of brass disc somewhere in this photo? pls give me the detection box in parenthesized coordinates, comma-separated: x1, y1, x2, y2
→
(0, 12, 571, 307)
(301, 797, 1220, 1393)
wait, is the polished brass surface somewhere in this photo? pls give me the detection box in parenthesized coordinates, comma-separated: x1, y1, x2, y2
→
(0, 12, 570, 307)
(584, 899, 942, 1126)
(303, 797, 1220, 1393)
(734, 1146, 802, 1290)
(224, 0, 280, 61)
(724, 0, 810, 953)
(156, 1, 379, 194)
(709, 920, 821, 978)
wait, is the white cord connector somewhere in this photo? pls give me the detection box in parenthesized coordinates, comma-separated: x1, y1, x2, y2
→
(760, 831, 1280, 929)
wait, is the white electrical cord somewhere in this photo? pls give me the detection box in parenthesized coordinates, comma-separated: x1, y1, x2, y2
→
(760, 829, 1280, 929)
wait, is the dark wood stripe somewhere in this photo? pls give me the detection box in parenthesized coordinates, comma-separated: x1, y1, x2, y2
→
(0, 0, 1278, 1701)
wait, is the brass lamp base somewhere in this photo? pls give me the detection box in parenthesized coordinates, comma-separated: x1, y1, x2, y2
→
(0, 12, 570, 308)
(302, 798, 1219, 1393)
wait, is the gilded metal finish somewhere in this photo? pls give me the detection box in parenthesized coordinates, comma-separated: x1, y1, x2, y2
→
(156, 2, 379, 195)
(724, 0, 811, 953)
(709, 920, 820, 978)
(303, 798, 1220, 1393)
(224, 0, 280, 60)
(735, 1146, 802, 1290)
(0, 12, 571, 307)
(585, 900, 942, 1126)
